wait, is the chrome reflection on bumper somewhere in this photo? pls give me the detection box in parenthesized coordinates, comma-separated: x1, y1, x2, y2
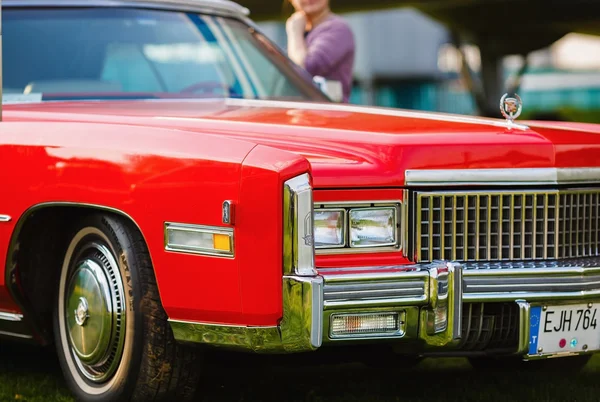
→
(320, 262, 463, 347)
(321, 267, 429, 309)
(170, 259, 600, 354)
(170, 274, 323, 353)
(464, 266, 600, 301)
(515, 300, 531, 355)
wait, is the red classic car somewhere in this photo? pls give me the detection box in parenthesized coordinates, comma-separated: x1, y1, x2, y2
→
(1, 0, 600, 401)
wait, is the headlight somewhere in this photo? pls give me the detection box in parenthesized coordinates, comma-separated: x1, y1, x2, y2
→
(349, 208, 396, 248)
(314, 209, 346, 248)
(313, 202, 402, 253)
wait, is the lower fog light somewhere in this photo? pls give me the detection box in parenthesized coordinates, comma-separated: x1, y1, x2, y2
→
(330, 312, 405, 338)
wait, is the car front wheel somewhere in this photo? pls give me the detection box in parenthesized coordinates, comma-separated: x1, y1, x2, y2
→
(54, 213, 201, 401)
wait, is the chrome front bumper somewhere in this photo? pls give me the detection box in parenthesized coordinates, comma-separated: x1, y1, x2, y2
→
(170, 259, 600, 356)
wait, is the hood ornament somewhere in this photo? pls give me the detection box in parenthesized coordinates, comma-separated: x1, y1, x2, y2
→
(500, 93, 523, 127)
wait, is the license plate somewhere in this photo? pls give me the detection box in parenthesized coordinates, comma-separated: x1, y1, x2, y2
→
(529, 303, 600, 356)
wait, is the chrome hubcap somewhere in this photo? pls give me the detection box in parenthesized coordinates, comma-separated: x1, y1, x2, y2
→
(65, 242, 126, 383)
(74, 297, 89, 326)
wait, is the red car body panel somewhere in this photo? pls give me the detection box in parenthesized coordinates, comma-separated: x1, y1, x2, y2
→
(2, 99, 600, 328)
(0, 118, 309, 326)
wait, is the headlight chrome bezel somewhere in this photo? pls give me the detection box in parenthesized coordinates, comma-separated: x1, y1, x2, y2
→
(283, 173, 317, 276)
(314, 200, 405, 255)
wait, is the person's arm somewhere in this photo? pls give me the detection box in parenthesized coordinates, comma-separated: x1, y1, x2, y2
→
(303, 22, 354, 78)
(286, 12, 309, 68)
(288, 22, 354, 77)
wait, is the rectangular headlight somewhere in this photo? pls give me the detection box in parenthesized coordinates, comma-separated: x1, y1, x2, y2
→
(349, 208, 396, 248)
(165, 223, 234, 257)
(314, 209, 346, 249)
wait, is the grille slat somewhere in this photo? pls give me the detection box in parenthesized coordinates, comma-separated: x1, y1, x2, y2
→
(543, 194, 549, 259)
(596, 194, 599, 254)
(509, 195, 515, 260)
(417, 190, 600, 263)
(458, 303, 519, 351)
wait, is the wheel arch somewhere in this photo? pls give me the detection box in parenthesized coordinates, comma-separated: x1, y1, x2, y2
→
(5, 202, 152, 344)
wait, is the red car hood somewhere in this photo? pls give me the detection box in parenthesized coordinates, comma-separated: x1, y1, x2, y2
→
(5, 98, 600, 188)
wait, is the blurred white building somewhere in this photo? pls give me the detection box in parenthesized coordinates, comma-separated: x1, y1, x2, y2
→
(259, 8, 600, 118)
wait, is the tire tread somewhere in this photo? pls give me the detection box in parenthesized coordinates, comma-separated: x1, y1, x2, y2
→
(106, 216, 202, 402)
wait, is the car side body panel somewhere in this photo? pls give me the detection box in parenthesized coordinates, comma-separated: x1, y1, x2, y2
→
(0, 120, 308, 328)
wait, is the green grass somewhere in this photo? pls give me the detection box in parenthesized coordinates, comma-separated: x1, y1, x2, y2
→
(0, 343, 73, 402)
(522, 108, 600, 124)
(2, 343, 600, 401)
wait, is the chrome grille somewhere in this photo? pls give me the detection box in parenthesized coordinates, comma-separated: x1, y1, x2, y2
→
(416, 190, 600, 263)
(458, 303, 519, 351)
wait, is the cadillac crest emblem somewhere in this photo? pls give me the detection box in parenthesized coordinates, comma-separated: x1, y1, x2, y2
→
(500, 93, 523, 124)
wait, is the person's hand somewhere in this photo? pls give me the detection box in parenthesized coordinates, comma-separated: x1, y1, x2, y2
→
(286, 11, 307, 37)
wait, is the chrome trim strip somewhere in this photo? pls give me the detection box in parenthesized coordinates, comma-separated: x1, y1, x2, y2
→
(323, 287, 427, 309)
(0, 312, 23, 322)
(310, 277, 324, 348)
(406, 168, 600, 186)
(0, 330, 33, 339)
(463, 265, 600, 276)
(465, 290, 600, 302)
(463, 258, 600, 270)
(318, 268, 429, 282)
(515, 300, 530, 355)
(2, 0, 250, 17)
(169, 320, 282, 352)
(453, 262, 463, 340)
(0, 215, 11, 222)
(402, 190, 410, 253)
(463, 264, 600, 301)
(224, 98, 530, 131)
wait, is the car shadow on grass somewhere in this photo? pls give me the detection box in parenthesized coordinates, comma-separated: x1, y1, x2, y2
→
(0, 342, 599, 402)
(0, 341, 73, 402)
(199, 349, 600, 402)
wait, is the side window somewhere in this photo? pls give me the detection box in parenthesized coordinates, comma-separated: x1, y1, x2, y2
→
(101, 43, 164, 92)
(218, 20, 303, 98)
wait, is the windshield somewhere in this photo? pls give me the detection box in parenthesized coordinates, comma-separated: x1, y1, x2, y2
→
(3, 7, 328, 102)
